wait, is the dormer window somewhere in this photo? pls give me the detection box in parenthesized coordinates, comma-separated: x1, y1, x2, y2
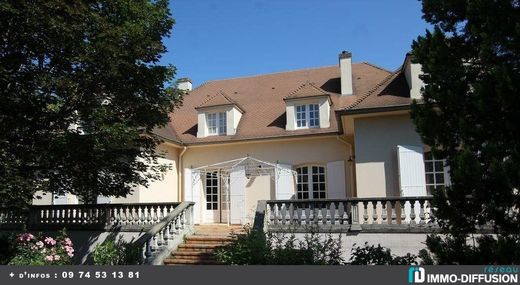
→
(207, 112, 227, 135)
(296, 104, 320, 129)
(284, 82, 331, 131)
(196, 91, 244, 138)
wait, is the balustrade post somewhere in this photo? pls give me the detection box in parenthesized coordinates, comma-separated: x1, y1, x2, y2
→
(419, 200, 426, 224)
(400, 201, 406, 224)
(410, 200, 416, 225)
(325, 203, 332, 225)
(350, 201, 361, 231)
(390, 201, 397, 224)
(333, 202, 340, 225)
(381, 200, 388, 224)
(372, 201, 378, 224)
(362, 201, 369, 224)
(300, 203, 307, 225)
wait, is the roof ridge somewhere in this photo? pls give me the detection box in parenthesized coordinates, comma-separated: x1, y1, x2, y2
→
(346, 71, 399, 110)
(361, 62, 394, 74)
(196, 90, 228, 108)
(198, 65, 342, 85)
(285, 81, 329, 99)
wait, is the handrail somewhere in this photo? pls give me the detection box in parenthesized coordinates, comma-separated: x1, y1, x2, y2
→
(134, 201, 195, 264)
(0, 202, 182, 231)
(264, 196, 437, 233)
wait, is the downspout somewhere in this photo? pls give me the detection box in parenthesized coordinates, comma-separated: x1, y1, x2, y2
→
(178, 146, 187, 202)
(336, 135, 356, 197)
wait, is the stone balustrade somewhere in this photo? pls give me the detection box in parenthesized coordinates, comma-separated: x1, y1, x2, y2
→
(265, 197, 438, 233)
(135, 201, 195, 264)
(0, 203, 181, 231)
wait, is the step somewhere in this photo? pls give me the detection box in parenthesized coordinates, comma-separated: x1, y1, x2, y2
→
(177, 244, 227, 251)
(171, 253, 216, 260)
(164, 258, 221, 265)
(186, 236, 235, 242)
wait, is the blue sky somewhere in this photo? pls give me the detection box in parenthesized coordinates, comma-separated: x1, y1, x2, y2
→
(163, 0, 430, 87)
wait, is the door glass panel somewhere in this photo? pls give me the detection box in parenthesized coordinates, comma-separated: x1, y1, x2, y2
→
(206, 172, 219, 210)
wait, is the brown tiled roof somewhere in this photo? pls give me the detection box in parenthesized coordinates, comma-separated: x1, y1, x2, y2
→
(159, 62, 401, 145)
(343, 70, 414, 111)
(195, 90, 241, 111)
(284, 82, 330, 101)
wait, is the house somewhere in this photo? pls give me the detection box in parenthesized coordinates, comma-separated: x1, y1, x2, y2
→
(33, 51, 448, 227)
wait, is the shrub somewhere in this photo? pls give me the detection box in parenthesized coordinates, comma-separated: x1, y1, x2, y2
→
(92, 239, 140, 265)
(349, 242, 417, 265)
(8, 231, 74, 265)
(215, 226, 345, 265)
(0, 233, 16, 265)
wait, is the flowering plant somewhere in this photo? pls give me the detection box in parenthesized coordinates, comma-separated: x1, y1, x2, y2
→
(8, 230, 74, 265)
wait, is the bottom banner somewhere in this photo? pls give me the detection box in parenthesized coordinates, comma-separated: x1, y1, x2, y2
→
(0, 265, 518, 285)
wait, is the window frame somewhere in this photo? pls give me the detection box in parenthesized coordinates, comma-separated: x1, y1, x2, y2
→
(295, 103, 320, 129)
(206, 111, 227, 136)
(205, 172, 219, 210)
(296, 165, 327, 199)
(424, 152, 447, 195)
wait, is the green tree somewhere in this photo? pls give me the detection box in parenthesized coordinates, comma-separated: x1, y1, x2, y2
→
(411, 0, 520, 264)
(0, 0, 181, 207)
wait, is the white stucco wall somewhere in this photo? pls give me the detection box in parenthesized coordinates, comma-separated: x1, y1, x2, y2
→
(183, 136, 352, 224)
(113, 144, 179, 203)
(354, 114, 423, 198)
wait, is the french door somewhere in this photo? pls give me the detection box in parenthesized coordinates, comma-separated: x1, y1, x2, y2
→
(204, 171, 229, 223)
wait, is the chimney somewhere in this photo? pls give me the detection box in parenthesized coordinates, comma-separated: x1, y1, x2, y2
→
(177, 78, 193, 92)
(404, 55, 425, 100)
(339, 51, 353, 95)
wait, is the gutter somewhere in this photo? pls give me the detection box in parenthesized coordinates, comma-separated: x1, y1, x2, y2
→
(336, 104, 412, 116)
(178, 146, 187, 202)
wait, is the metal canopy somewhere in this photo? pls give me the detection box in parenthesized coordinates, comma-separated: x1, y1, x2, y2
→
(191, 156, 296, 179)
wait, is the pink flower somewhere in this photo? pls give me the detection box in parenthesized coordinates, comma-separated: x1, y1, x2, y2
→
(18, 233, 35, 242)
(45, 255, 53, 262)
(36, 241, 44, 248)
(63, 238, 73, 247)
(44, 237, 56, 246)
(67, 252, 74, 257)
(54, 255, 60, 261)
(64, 245, 74, 254)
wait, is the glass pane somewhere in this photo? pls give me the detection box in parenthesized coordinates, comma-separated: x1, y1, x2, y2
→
(435, 173, 444, 184)
(435, 161, 444, 171)
(425, 162, 433, 172)
(426, 174, 434, 184)
(426, 185, 434, 195)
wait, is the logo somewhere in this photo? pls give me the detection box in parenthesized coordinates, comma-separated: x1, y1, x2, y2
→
(409, 266, 426, 283)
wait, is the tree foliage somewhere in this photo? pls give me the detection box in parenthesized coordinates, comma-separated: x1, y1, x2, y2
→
(411, 0, 520, 264)
(0, 0, 181, 206)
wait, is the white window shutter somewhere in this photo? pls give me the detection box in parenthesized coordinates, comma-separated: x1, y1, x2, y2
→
(53, 193, 68, 205)
(397, 145, 427, 223)
(184, 168, 201, 224)
(275, 163, 295, 200)
(229, 166, 246, 224)
(96, 196, 111, 204)
(397, 145, 427, 197)
(326, 161, 346, 198)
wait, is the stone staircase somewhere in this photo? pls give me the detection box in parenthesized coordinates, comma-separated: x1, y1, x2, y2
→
(163, 224, 244, 265)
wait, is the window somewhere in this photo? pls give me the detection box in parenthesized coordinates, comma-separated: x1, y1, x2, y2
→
(295, 104, 320, 128)
(296, 166, 326, 199)
(205, 172, 219, 210)
(424, 152, 446, 194)
(207, 112, 226, 135)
